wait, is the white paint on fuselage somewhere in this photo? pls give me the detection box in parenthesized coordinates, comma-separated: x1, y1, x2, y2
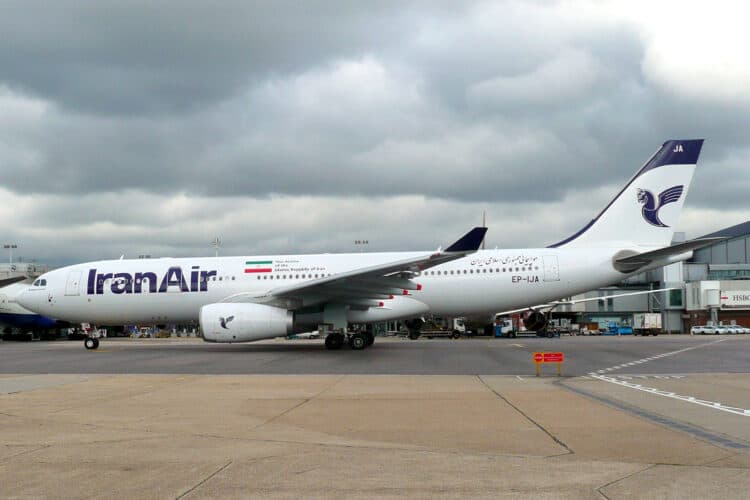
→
(18, 245, 640, 325)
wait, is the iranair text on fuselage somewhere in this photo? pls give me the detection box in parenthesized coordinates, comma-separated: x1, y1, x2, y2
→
(86, 265, 218, 295)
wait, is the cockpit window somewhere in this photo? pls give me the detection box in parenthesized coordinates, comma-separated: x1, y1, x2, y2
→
(33, 280, 40, 286)
(40, 279, 47, 286)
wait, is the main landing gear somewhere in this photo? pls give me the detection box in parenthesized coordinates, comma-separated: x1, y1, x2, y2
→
(84, 337, 100, 350)
(324, 331, 375, 351)
(324, 333, 345, 350)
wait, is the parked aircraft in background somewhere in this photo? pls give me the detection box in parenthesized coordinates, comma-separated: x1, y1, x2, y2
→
(0, 280, 62, 340)
(18, 140, 716, 351)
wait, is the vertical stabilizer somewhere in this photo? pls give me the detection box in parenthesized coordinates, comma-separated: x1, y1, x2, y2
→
(549, 140, 703, 248)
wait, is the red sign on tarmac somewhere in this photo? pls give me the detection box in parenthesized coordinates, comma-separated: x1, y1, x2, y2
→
(533, 352, 564, 376)
(543, 352, 564, 362)
(533, 352, 564, 363)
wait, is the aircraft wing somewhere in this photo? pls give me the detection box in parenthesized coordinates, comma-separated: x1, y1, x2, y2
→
(222, 227, 488, 308)
(495, 288, 679, 316)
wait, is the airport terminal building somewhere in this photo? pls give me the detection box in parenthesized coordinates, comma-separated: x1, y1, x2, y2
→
(565, 221, 750, 333)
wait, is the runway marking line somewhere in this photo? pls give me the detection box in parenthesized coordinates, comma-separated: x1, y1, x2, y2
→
(588, 338, 750, 417)
(590, 373, 750, 417)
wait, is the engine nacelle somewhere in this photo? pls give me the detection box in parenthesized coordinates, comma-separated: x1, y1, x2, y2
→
(200, 303, 293, 343)
(523, 311, 547, 332)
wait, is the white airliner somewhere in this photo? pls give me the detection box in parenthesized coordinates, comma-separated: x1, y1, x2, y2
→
(18, 140, 717, 350)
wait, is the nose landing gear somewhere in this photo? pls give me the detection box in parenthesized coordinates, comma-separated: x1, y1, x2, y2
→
(84, 337, 99, 350)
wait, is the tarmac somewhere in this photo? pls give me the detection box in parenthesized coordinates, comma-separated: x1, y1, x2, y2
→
(1, 336, 749, 498)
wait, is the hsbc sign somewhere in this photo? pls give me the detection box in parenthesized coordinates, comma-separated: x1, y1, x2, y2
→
(720, 291, 750, 308)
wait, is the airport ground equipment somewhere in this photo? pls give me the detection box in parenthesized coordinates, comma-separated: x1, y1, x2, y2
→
(419, 317, 466, 339)
(494, 317, 558, 338)
(603, 322, 633, 335)
(633, 312, 661, 336)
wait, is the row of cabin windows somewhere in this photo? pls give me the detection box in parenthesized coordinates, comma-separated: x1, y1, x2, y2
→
(257, 273, 333, 280)
(252, 267, 540, 281)
(107, 266, 540, 286)
(424, 266, 539, 275)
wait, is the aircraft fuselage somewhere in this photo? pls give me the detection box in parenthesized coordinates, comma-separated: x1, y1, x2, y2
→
(18, 246, 633, 326)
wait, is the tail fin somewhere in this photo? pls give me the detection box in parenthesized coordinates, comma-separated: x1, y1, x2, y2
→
(549, 139, 704, 248)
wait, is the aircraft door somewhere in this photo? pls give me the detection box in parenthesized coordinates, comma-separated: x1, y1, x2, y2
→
(65, 270, 82, 296)
(543, 256, 560, 282)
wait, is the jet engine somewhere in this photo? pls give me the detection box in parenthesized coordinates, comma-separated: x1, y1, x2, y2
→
(523, 311, 547, 332)
(200, 303, 293, 343)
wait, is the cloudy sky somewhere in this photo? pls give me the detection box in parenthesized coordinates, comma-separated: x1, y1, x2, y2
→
(1, 0, 749, 267)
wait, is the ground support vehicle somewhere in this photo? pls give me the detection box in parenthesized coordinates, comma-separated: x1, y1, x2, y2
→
(421, 317, 466, 339)
(602, 322, 633, 335)
(633, 313, 661, 336)
(547, 318, 576, 335)
(494, 324, 558, 339)
(403, 317, 466, 340)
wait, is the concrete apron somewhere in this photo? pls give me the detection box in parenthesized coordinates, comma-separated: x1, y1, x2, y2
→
(0, 374, 748, 499)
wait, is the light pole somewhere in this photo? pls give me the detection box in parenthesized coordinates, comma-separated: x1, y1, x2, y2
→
(354, 239, 369, 253)
(3, 244, 17, 265)
(211, 237, 222, 258)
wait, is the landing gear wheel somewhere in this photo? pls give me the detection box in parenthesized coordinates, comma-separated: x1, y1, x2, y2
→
(349, 333, 367, 350)
(325, 334, 344, 350)
(364, 332, 374, 347)
(84, 337, 99, 350)
(408, 330, 420, 340)
(451, 330, 461, 339)
(546, 331, 554, 338)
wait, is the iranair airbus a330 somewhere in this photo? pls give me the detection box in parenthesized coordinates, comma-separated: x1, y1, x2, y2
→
(18, 139, 718, 350)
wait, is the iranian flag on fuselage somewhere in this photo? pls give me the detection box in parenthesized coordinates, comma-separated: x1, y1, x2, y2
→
(245, 260, 273, 273)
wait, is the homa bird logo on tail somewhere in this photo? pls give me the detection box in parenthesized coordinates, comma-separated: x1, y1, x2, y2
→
(636, 185, 684, 227)
(219, 316, 234, 329)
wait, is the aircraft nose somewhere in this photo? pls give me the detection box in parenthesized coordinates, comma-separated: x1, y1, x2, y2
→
(17, 287, 46, 313)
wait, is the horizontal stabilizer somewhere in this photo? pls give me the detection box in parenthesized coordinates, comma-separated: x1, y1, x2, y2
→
(445, 227, 488, 252)
(613, 237, 725, 272)
(497, 288, 680, 317)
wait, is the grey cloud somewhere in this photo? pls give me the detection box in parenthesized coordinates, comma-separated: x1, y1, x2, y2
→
(0, 1, 749, 266)
(0, 1, 463, 115)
